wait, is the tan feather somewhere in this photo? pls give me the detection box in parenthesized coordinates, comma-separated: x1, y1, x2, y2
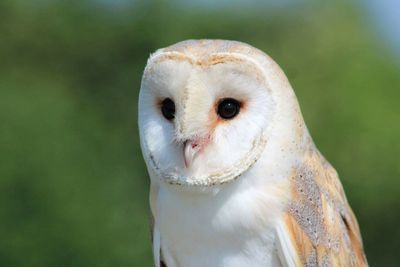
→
(283, 144, 368, 266)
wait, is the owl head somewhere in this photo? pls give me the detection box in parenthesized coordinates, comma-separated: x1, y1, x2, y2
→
(139, 40, 304, 187)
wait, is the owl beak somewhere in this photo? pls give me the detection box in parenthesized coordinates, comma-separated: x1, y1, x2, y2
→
(183, 140, 201, 168)
(182, 135, 210, 168)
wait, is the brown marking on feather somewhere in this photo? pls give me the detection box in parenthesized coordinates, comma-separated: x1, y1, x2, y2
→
(340, 211, 368, 266)
(284, 212, 314, 266)
(149, 41, 268, 86)
(151, 50, 231, 66)
(289, 165, 327, 246)
(284, 149, 368, 266)
(153, 52, 195, 64)
(162, 39, 264, 59)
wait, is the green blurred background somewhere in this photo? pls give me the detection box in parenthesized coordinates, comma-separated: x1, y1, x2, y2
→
(1, 0, 399, 266)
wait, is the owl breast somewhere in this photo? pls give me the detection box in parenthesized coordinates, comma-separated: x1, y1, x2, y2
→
(156, 170, 286, 267)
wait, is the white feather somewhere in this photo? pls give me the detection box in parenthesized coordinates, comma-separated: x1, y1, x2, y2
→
(139, 40, 309, 266)
(276, 219, 298, 267)
(152, 225, 161, 267)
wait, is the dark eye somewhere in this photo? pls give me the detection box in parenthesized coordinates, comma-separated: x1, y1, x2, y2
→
(217, 98, 240, 119)
(161, 98, 175, 120)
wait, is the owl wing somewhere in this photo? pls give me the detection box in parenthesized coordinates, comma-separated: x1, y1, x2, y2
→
(276, 149, 368, 267)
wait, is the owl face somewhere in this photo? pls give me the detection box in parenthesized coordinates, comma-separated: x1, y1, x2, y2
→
(139, 47, 277, 186)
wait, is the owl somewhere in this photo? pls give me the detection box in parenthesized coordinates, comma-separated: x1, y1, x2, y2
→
(138, 40, 368, 267)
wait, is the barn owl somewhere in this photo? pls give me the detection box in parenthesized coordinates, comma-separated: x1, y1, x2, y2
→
(138, 39, 368, 267)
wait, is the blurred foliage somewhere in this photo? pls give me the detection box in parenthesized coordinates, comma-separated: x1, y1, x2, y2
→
(0, 0, 399, 266)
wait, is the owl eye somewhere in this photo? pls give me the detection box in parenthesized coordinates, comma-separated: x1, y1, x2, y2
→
(161, 98, 175, 120)
(217, 98, 240, 119)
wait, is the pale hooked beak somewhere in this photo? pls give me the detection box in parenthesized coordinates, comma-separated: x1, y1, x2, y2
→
(183, 137, 209, 168)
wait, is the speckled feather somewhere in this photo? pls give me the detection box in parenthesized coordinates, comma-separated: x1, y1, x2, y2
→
(283, 143, 368, 267)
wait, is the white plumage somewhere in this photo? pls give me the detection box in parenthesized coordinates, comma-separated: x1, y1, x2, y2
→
(139, 40, 367, 267)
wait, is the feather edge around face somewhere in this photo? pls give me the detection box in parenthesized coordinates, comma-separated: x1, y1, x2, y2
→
(144, 128, 268, 187)
(139, 40, 286, 187)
